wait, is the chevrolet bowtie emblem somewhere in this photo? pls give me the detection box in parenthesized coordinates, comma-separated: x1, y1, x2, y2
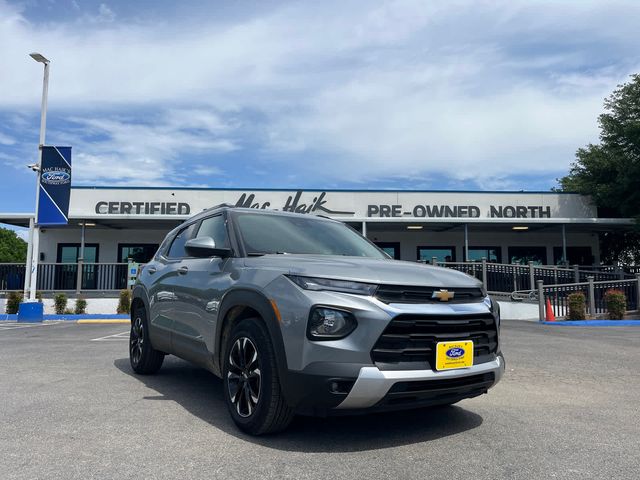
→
(432, 289, 455, 301)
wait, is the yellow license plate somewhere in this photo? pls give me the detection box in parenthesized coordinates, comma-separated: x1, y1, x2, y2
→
(435, 341, 474, 371)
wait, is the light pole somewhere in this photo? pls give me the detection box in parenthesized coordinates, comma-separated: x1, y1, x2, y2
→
(23, 52, 50, 302)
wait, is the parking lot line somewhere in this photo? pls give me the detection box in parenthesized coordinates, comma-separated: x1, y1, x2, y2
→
(77, 319, 130, 324)
(0, 322, 57, 331)
(91, 331, 130, 342)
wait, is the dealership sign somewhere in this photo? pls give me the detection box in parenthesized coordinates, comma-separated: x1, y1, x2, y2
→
(74, 188, 596, 220)
(37, 146, 72, 226)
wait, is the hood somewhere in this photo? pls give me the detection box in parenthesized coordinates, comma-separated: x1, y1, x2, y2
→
(242, 255, 482, 288)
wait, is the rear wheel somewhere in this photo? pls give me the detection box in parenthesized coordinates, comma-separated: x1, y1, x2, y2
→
(129, 306, 164, 374)
(223, 318, 294, 435)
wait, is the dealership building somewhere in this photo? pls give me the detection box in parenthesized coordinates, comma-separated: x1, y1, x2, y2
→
(0, 186, 634, 290)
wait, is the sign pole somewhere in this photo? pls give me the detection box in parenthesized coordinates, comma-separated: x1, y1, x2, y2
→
(25, 58, 49, 302)
(23, 217, 34, 299)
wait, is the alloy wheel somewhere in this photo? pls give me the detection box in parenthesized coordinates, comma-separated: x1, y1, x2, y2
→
(130, 316, 144, 365)
(227, 337, 262, 418)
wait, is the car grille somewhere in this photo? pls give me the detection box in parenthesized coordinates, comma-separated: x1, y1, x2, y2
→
(371, 313, 498, 368)
(380, 372, 496, 407)
(375, 285, 484, 304)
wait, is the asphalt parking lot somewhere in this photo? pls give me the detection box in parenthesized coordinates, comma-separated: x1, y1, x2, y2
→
(1, 320, 638, 480)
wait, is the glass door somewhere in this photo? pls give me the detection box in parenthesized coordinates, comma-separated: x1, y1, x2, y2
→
(56, 244, 99, 290)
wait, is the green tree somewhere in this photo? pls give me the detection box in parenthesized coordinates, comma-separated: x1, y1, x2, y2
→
(559, 74, 640, 264)
(0, 227, 28, 263)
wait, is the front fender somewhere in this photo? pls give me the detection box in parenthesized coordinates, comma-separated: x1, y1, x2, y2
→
(214, 288, 288, 380)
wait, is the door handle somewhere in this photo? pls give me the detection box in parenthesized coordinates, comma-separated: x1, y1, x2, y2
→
(177, 266, 189, 275)
(146, 266, 157, 274)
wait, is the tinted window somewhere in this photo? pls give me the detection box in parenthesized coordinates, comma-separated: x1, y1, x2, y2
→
(234, 212, 386, 258)
(167, 223, 199, 258)
(468, 247, 501, 263)
(374, 242, 400, 259)
(508, 246, 547, 265)
(553, 246, 593, 266)
(417, 246, 455, 262)
(197, 215, 229, 249)
(118, 244, 159, 263)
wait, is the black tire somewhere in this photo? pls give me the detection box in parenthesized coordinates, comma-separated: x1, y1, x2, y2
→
(129, 306, 164, 375)
(223, 318, 294, 435)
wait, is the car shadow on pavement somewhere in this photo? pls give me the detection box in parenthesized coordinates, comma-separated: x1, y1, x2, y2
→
(114, 356, 483, 452)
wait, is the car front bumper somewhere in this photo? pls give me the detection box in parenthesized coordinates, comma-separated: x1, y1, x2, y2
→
(336, 353, 504, 409)
(282, 353, 504, 415)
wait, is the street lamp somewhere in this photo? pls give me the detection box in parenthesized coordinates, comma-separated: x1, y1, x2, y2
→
(23, 52, 50, 303)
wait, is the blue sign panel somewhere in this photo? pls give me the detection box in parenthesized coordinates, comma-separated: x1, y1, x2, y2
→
(37, 146, 72, 226)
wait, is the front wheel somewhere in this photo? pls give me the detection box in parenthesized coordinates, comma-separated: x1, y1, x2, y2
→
(223, 318, 294, 435)
(129, 307, 164, 374)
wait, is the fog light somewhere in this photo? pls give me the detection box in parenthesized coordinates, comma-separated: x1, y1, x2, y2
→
(307, 307, 357, 340)
(328, 379, 355, 394)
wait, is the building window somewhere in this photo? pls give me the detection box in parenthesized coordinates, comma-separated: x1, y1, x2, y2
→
(118, 244, 160, 264)
(553, 246, 593, 266)
(375, 242, 401, 259)
(468, 247, 501, 263)
(56, 244, 99, 263)
(507, 246, 547, 265)
(55, 243, 100, 290)
(417, 246, 456, 262)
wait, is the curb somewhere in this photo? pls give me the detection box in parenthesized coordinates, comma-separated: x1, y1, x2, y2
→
(1, 314, 129, 321)
(541, 320, 640, 326)
(76, 319, 130, 324)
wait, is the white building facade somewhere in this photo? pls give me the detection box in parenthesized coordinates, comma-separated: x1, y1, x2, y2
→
(2, 186, 634, 274)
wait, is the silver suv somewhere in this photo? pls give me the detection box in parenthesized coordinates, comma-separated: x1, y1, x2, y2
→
(130, 206, 504, 434)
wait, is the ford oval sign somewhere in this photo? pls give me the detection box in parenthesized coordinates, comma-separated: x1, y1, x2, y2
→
(41, 170, 71, 185)
(446, 347, 465, 358)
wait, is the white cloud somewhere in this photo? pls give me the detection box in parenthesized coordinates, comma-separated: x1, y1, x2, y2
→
(15, 228, 29, 241)
(192, 165, 223, 177)
(32, 108, 238, 186)
(0, 0, 639, 187)
(0, 131, 16, 145)
(97, 4, 115, 22)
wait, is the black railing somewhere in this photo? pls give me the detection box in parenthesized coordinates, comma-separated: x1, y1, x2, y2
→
(421, 260, 636, 293)
(1, 260, 638, 297)
(0, 264, 26, 291)
(1, 263, 130, 292)
(515, 277, 640, 320)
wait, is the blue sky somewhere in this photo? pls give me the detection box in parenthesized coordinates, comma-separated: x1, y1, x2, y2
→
(1, 0, 640, 217)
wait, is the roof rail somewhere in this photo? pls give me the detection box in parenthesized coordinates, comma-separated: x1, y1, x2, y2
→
(209, 203, 236, 210)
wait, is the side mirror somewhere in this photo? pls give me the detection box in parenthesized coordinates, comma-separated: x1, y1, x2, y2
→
(185, 237, 232, 258)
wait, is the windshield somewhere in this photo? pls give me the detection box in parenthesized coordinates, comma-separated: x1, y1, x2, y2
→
(233, 212, 388, 258)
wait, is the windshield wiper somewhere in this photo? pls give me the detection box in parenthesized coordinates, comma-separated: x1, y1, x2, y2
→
(247, 251, 288, 256)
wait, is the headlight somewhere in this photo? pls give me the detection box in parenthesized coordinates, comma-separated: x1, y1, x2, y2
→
(287, 275, 377, 296)
(485, 295, 500, 326)
(307, 307, 357, 340)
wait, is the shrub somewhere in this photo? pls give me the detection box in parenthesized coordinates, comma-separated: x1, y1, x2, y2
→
(567, 292, 586, 320)
(36, 291, 43, 303)
(5, 291, 23, 314)
(117, 289, 131, 314)
(54, 293, 68, 315)
(74, 296, 87, 315)
(604, 289, 626, 320)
